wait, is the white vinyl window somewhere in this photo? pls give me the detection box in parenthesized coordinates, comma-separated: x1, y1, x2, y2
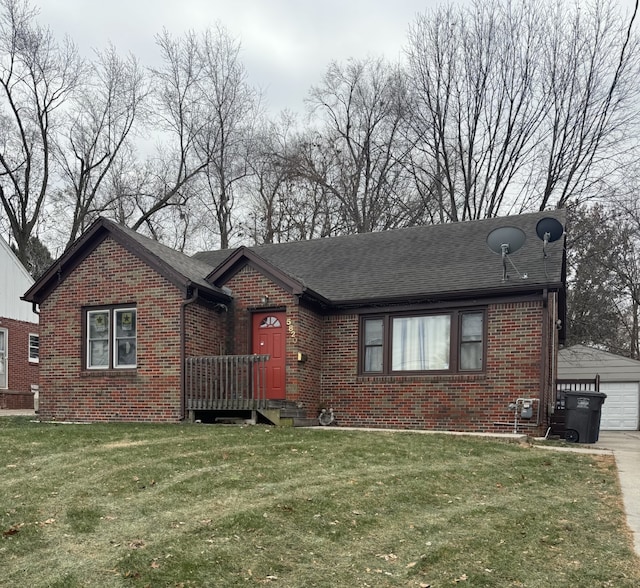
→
(28, 333, 39, 363)
(87, 307, 137, 369)
(114, 309, 137, 368)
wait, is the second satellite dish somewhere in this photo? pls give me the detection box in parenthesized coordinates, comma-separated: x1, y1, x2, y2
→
(536, 217, 564, 243)
(536, 217, 564, 257)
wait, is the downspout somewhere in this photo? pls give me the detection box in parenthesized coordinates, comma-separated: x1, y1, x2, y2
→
(539, 289, 549, 429)
(180, 286, 199, 421)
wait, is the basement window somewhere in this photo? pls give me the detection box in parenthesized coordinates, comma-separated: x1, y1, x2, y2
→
(86, 306, 137, 369)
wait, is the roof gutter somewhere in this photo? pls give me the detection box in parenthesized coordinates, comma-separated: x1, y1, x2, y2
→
(324, 282, 563, 312)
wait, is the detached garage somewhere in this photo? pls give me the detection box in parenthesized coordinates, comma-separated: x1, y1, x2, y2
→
(558, 344, 640, 431)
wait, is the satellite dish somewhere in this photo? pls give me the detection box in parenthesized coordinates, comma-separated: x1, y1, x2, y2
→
(486, 227, 526, 281)
(536, 217, 564, 243)
(536, 217, 564, 258)
(486, 227, 526, 255)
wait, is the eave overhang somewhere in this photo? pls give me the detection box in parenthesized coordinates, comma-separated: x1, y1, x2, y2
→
(304, 280, 565, 312)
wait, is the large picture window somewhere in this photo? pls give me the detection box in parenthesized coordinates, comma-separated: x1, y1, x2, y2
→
(86, 307, 137, 369)
(361, 309, 485, 374)
(392, 315, 451, 371)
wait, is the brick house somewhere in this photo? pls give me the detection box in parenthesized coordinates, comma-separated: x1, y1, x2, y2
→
(23, 210, 566, 434)
(1, 235, 39, 409)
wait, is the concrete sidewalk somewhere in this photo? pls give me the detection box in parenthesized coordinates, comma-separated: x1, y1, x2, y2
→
(596, 431, 640, 557)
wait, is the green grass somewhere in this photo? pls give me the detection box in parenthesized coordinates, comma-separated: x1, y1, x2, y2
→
(1, 418, 638, 587)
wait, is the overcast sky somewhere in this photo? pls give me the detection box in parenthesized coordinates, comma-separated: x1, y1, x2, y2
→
(39, 0, 440, 115)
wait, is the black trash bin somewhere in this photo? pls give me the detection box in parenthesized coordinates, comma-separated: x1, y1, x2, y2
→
(563, 390, 607, 443)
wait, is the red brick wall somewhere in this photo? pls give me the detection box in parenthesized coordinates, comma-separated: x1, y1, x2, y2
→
(219, 266, 556, 432)
(38, 238, 557, 432)
(295, 304, 323, 411)
(224, 265, 295, 353)
(320, 299, 553, 433)
(38, 237, 185, 422)
(222, 265, 323, 413)
(184, 302, 226, 357)
(0, 316, 39, 408)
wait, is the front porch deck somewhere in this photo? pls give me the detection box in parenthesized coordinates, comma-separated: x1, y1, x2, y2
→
(185, 354, 313, 426)
(185, 355, 270, 413)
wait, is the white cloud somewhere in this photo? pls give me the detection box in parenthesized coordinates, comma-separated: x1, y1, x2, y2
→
(38, 0, 436, 114)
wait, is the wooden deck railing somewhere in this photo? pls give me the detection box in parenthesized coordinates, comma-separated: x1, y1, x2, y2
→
(185, 355, 270, 411)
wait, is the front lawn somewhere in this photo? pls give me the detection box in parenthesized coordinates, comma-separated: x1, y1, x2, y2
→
(1, 418, 638, 587)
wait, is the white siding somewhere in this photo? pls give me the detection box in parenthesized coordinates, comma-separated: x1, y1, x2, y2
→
(0, 235, 37, 323)
(558, 345, 640, 431)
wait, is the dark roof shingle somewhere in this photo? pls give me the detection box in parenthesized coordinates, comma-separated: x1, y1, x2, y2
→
(196, 210, 566, 305)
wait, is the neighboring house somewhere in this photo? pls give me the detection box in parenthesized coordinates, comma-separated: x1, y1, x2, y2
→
(0, 235, 39, 409)
(23, 210, 566, 434)
(558, 344, 640, 431)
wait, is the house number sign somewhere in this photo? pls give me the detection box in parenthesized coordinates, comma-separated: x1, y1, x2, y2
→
(286, 318, 297, 344)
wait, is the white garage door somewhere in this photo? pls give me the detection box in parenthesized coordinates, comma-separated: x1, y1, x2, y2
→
(600, 382, 639, 431)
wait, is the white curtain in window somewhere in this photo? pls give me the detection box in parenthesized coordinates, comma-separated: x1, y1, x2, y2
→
(392, 315, 450, 370)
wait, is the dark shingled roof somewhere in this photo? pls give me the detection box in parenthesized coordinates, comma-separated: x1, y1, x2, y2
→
(111, 221, 220, 294)
(195, 209, 566, 305)
(25, 211, 565, 308)
(23, 218, 230, 304)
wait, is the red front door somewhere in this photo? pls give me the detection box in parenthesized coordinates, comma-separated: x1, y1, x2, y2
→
(252, 312, 286, 399)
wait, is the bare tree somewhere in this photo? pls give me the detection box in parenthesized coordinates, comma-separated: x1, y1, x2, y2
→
(192, 24, 260, 249)
(567, 204, 640, 358)
(242, 114, 295, 244)
(0, 0, 82, 263)
(535, 0, 640, 209)
(405, 0, 640, 220)
(299, 57, 414, 234)
(122, 29, 208, 232)
(53, 44, 149, 248)
(240, 113, 339, 244)
(119, 25, 259, 250)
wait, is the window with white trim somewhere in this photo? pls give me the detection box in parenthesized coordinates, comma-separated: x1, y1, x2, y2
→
(86, 307, 137, 369)
(28, 333, 39, 363)
(360, 309, 485, 374)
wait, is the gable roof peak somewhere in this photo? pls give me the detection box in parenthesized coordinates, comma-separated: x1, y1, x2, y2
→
(23, 216, 230, 305)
